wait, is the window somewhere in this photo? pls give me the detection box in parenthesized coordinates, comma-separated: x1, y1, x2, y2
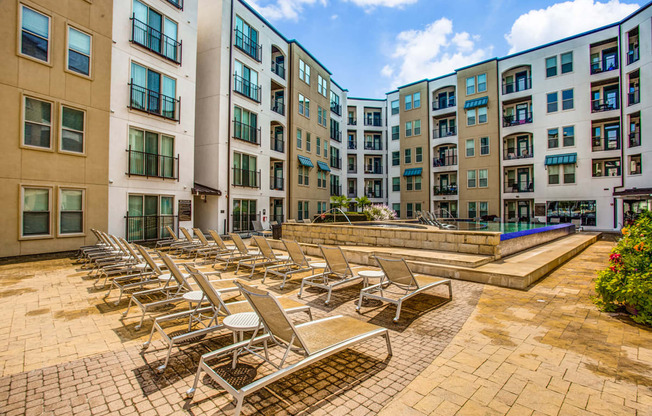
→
(134, 1, 180, 62)
(546, 56, 557, 77)
(416, 147, 423, 163)
(466, 77, 475, 95)
(299, 60, 310, 84)
(59, 189, 84, 235)
(67, 27, 91, 76)
(467, 170, 476, 187)
(480, 137, 489, 155)
(405, 121, 412, 137)
(547, 163, 574, 184)
(467, 108, 476, 126)
(546, 201, 596, 226)
(561, 52, 573, 73)
(22, 187, 51, 237)
(478, 169, 488, 187)
(316, 137, 321, 155)
(468, 202, 477, 219)
(562, 89, 574, 110)
(131, 62, 178, 118)
(413, 92, 421, 108)
(393, 203, 400, 218)
(20, 5, 50, 62)
(547, 92, 558, 113)
(592, 159, 621, 177)
(406, 203, 413, 218)
(405, 95, 412, 110)
(233, 152, 258, 187)
(234, 15, 259, 61)
(414, 120, 421, 135)
(317, 107, 326, 126)
(233, 106, 258, 144)
(306, 133, 311, 152)
(317, 171, 326, 188)
(296, 129, 302, 149)
(478, 107, 487, 124)
(297, 201, 309, 221)
(548, 128, 559, 148)
(392, 151, 400, 166)
(548, 165, 560, 184)
(406, 176, 413, 191)
(391, 100, 399, 115)
(466, 139, 475, 157)
(404, 149, 411, 164)
(392, 177, 400, 192)
(317, 75, 328, 96)
(58, 106, 85, 154)
(415, 176, 422, 191)
(391, 125, 399, 141)
(477, 74, 487, 92)
(324, 141, 328, 158)
(128, 128, 176, 178)
(298, 166, 309, 185)
(629, 154, 642, 175)
(298, 94, 308, 117)
(563, 126, 574, 147)
(23, 97, 52, 149)
(564, 164, 575, 183)
(479, 202, 488, 218)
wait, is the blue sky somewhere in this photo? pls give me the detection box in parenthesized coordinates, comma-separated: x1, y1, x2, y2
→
(247, 0, 642, 97)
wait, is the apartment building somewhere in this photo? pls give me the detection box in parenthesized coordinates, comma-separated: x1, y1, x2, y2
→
(328, 81, 347, 202)
(387, 90, 401, 216)
(0, 0, 113, 257)
(108, 0, 197, 241)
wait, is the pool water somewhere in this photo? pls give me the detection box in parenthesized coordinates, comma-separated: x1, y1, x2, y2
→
(453, 221, 549, 233)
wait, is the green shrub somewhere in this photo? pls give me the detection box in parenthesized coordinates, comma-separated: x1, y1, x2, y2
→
(594, 210, 652, 325)
(314, 213, 368, 223)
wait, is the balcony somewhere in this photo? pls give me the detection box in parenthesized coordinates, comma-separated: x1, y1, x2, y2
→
(364, 118, 382, 127)
(232, 168, 261, 188)
(330, 157, 342, 170)
(504, 146, 533, 160)
(432, 127, 456, 138)
(629, 131, 641, 147)
(591, 99, 618, 113)
(627, 48, 640, 65)
(348, 141, 357, 150)
(592, 136, 620, 151)
(165, 0, 183, 9)
(270, 176, 283, 191)
(432, 97, 456, 111)
(366, 190, 383, 199)
(271, 61, 285, 79)
(348, 117, 357, 125)
(365, 165, 383, 174)
(433, 155, 457, 167)
(364, 143, 382, 151)
(504, 181, 533, 193)
(433, 185, 457, 195)
(129, 83, 180, 121)
(271, 100, 285, 115)
(502, 78, 531, 95)
(233, 74, 261, 102)
(234, 29, 262, 62)
(127, 148, 179, 180)
(330, 184, 342, 197)
(503, 113, 532, 127)
(270, 137, 284, 153)
(232, 120, 260, 145)
(628, 88, 640, 106)
(130, 17, 182, 64)
(125, 214, 177, 242)
(331, 103, 342, 116)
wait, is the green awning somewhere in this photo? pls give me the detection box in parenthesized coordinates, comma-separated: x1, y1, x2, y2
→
(297, 155, 314, 168)
(463, 96, 488, 109)
(545, 153, 577, 166)
(403, 168, 423, 177)
(317, 161, 331, 172)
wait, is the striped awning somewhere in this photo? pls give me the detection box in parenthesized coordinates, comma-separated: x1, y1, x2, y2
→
(545, 153, 577, 166)
(297, 155, 314, 168)
(403, 168, 423, 177)
(317, 161, 331, 172)
(463, 96, 488, 109)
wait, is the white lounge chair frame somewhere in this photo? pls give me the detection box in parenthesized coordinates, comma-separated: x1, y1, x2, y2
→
(299, 245, 362, 305)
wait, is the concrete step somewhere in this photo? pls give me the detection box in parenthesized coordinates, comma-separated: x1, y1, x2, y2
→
(342, 246, 494, 268)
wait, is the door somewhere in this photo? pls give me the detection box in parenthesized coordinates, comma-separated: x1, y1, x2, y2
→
(147, 69, 161, 114)
(273, 163, 283, 190)
(374, 181, 381, 198)
(130, 63, 147, 109)
(438, 93, 447, 109)
(517, 135, 530, 158)
(517, 168, 530, 192)
(145, 131, 158, 177)
(147, 8, 162, 53)
(515, 71, 527, 91)
(161, 75, 176, 118)
(440, 202, 449, 217)
(161, 135, 174, 178)
(273, 199, 283, 223)
(516, 104, 528, 123)
(518, 201, 530, 221)
(144, 195, 158, 240)
(604, 87, 619, 110)
(160, 196, 173, 238)
(163, 18, 177, 60)
(605, 125, 619, 149)
(439, 119, 448, 136)
(129, 128, 145, 175)
(128, 195, 144, 241)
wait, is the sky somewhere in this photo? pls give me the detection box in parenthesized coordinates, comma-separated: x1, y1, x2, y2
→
(245, 0, 642, 98)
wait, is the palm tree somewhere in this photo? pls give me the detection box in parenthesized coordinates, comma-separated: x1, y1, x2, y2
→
(354, 196, 371, 212)
(330, 195, 350, 211)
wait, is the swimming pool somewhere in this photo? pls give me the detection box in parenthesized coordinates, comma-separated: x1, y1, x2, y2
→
(451, 221, 549, 233)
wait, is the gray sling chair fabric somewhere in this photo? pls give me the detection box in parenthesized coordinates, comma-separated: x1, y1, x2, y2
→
(251, 220, 273, 237)
(185, 281, 391, 416)
(262, 239, 318, 288)
(210, 233, 261, 271)
(357, 256, 453, 322)
(235, 236, 289, 278)
(299, 245, 363, 305)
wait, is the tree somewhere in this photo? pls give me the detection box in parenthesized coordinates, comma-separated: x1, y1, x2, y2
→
(354, 196, 371, 212)
(330, 195, 350, 211)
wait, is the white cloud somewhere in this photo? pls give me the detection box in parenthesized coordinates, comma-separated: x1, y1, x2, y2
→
(381, 18, 492, 89)
(505, 0, 639, 53)
(331, 14, 339, 19)
(246, 0, 327, 21)
(343, 0, 418, 9)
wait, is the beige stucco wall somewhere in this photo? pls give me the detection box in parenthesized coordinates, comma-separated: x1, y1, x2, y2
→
(0, 0, 112, 257)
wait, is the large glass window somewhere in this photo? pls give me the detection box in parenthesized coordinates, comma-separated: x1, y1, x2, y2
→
(22, 187, 50, 237)
(564, 164, 575, 183)
(60, 189, 83, 234)
(479, 202, 488, 218)
(391, 100, 399, 115)
(546, 201, 596, 226)
(23, 97, 52, 149)
(233, 106, 258, 144)
(67, 27, 91, 75)
(130, 62, 177, 118)
(233, 60, 259, 102)
(21, 5, 50, 62)
(233, 152, 258, 187)
(133, 0, 179, 62)
(548, 165, 560, 184)
(299, 60, 310, 84)
(128, 127, 175, 178)
(61, 106, 85, 153)
(233, 199, 257, 232)
(235, 15, 259, 60)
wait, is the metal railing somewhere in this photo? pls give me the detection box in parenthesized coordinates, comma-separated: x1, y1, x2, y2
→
(432, 97, 456, 110)
(503, 113, 533, 127)
(591, 62, 618, 74)
(165, 0, 183, 10)
(271, 100, 285, 115)
(129, 82, 180, 121)
(628, 88, 640, 106)
(127, 147, 179, 180)
(364, 118, 382, 127)
(348, 118, 357, 125)
(347, 189, 357, 197)
(330, 130, 342, 142)
(591, 99, 619, 112)
(432, 155, 457, 167)
(432, 126, 456, 138)
(131, 16, 182, 64)
(330, 103, 341, 116)
(627, 48, 640, 65)
(270, 137, 284, 153)
(348, 141, 357, 150)
(125, 214, 177, 242)
(232, 168, 261, 188)
(348, 164, 357, 173)
(433, 185, 457, 195)
(629, 131, 641, 147)
(330, 184, 342, 197)
(232, 120, 260, 145)
(270, 176, 283, 191)
(364, 143, 382, 151)
(592, 136, 620, 151)
(271, 61, 285, 79)
(233, 74, 261, 102)
(502, 78, 531, 95)
(503, 146, 533, 160)
(504, 181, 534, 193)
(366, 190, 383, 198)
(365, 165, 383, 174)
(232, 213, 259, 233)
(234, 28, 262, 62)
(330, 157, 342, 170)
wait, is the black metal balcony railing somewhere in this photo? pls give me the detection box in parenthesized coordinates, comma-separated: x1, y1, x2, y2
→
(330, 184, 342, 197)
(330, 103, 342, 116)
(502, 78, 532, 95)
(271, 61, 285, 79)
(503, 113, 532, 127)
(233, 74, 261, 102)
(331, 130, 342, 142)
(628, 88, 640, 106)
(232, 120, 260, 145)
(505, 181, 534, 193)
(232, 213, 259, 233)
(125, 214, 177, 242)
(364, 143, 382, 151)
(592, 136, 620, 151)
(629, 131, 641, 147)
(347, 189, 356, 197)
(348, 164, 357, 173)
(127, 147, 179, 180)
(129, 83, 180, 121)
(348, 141, 357, 150)
(165, 0, 183, 10)
(432, 127, 456, 138)
(432, 97, 456, 110)
(234, 29, 262, 62)
(503, 146, 533, 160)
(365, 165, 383, 174)
(591, 62, 618, 74)
(271, 100, 285, 115)
(330, 157, 342, 170)
(270, 137, 284, 153)
(232, 168, 261, 188)
(432, 155, 457, 167)
(366, 190, 383, 199)
(591, 99, 618, 112)
(348, 118, 357, 125)
(364, 118, 382, 127)
(131, 16, 182, 64)
(627, 48, 640, 65)
(433, 185, 457, 195)
(270, 176, 283, 191)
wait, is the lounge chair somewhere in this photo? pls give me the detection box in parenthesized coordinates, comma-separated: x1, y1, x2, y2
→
(357, 256, 452, 322)
(252, 220, 273, 237)
(299, 245, 363, 305)
(263, 239, 319, 288)
(236, 236, 289, 277)
(211, 233, 260, 270)
(286, 219, 297, 224)
(186, 281, 391, 415)
(302, 218, 312, 224)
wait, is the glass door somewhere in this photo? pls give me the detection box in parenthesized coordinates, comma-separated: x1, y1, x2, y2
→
(518, 201, 530, 221)
(517, 168, 530, 192)
(147, 8, 162, 53)
(145, 131, 158, 177)
(517, 135, 530, 158)
(515, 71, 527, 91)
(128, 195, 144, 241)
(147, 69, 161, 114)
(144, 195, 158, 240)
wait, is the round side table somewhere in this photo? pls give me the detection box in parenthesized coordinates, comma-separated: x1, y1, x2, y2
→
(223, 312, 266, 368)
(359, 270, 385, 288)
